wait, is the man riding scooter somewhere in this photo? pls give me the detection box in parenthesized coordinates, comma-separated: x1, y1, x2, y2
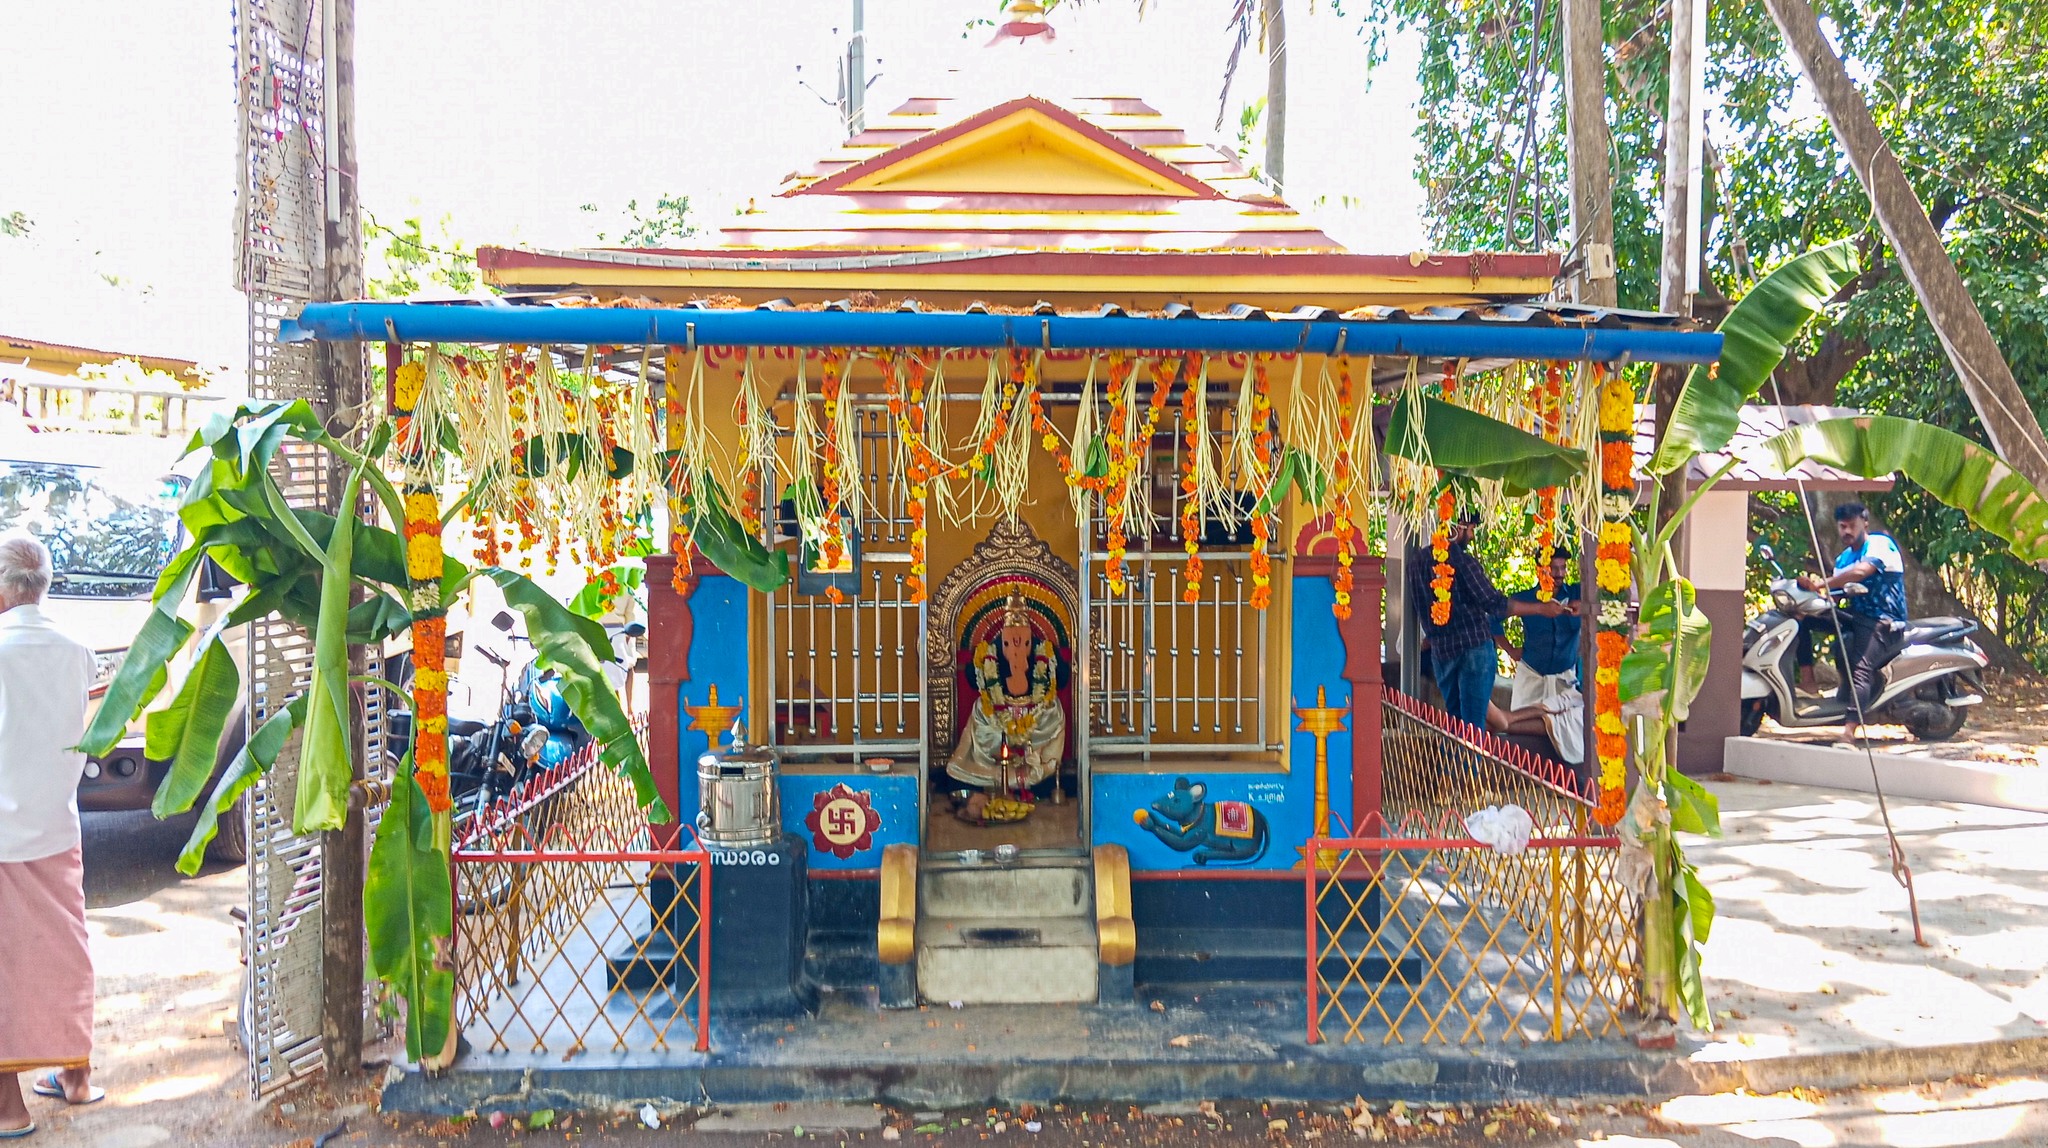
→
(1797, 502, 1907, 743)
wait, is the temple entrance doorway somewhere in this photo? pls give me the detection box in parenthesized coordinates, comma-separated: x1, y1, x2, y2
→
(913, 519, 1098, 1004)
(923, 518, 1088, 858)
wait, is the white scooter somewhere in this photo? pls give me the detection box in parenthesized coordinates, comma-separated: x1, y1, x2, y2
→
(1740, 545, 1988, 741)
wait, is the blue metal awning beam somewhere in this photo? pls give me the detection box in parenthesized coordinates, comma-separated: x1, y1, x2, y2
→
(280, 302, 1722, 364)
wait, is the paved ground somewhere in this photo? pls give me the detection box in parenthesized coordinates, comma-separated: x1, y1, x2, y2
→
(1755, 667, 2048, 770)
(16, 783, 2048, 1146)
(14, 808, 362, 1148)
(1684, 779, 2048, 1067)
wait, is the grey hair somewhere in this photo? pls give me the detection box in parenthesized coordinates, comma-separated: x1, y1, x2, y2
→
(0, 532, 53, 604)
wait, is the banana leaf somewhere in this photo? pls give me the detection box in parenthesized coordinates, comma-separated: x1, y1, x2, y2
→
(688, 474, 791, 594)
(1619, 577, 1713, 722)
(143, 635, 241, 819)
(1385, 396, 1587, 495)
(1664, 769, 1722, 837)
(79, 555, 204, 756)
(176, 695, 308, 875)
(1759, 415, 2048, 563)
(482, 568, 670, 822)
(291, 467, 363, 835)
(1649, 241, 1859, 474)
(1672, 850, 1715, 1030)
(365, 766, 454, 1060)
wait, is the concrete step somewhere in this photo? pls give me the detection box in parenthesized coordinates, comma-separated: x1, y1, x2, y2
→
(916, 914, 1099, 1004)
(919, 862, 1092, 919)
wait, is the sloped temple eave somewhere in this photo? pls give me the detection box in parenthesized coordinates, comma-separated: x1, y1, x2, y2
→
(279, 302, 1722, 364)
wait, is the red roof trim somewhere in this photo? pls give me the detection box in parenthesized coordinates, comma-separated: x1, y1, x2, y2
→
(719, 228, 1343, 249)
(796, 96, 1224, 201)
(478, 245, 1562, 281)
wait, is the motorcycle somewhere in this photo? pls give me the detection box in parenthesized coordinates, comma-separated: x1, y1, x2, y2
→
(1741, 545, 1988, 741)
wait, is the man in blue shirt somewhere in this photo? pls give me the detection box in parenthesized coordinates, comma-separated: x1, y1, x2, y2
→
(1491, 548, 1585, 764)
(1798, 501, 1908, 742)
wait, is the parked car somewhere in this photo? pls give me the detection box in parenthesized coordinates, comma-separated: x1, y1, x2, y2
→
(0, 425, 251, 861)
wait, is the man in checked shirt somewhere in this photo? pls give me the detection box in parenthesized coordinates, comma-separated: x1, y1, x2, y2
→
(1408, 513, 1572, 733)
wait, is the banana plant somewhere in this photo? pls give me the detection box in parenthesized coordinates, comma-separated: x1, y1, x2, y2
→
(1385, 394, 1588, 494)
(81, 398, 664, 1060)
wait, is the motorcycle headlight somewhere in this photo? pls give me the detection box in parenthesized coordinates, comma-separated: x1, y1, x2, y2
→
(92, 649, 126, 697)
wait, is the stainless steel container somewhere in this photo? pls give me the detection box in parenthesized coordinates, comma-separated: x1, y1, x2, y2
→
(697, 720, 781, 847)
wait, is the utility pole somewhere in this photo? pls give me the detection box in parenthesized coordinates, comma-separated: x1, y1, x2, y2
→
(319, 0, 368, 1082)
(1559, 0, 1615, 849)
(846, 0, 867, 135)
(1651, 0, 1707, 534)
(1764, 0, 2048, 497)
(1263, 0, 1287, 192)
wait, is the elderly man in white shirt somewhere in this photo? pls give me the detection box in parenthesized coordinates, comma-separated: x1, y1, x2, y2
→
(0, 533, 103, 1137)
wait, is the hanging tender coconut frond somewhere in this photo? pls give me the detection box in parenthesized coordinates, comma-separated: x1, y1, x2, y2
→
(923, 352, 961, 526)
(1184, 355, 1235, 530)
(1064, 352, 1101, 523)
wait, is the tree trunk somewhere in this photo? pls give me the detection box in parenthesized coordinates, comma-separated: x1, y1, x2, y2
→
(1263, 0, 1287, 192)
(1765, 0, 2048, 507)
(1560, 0, 1617, 308)
(319, 0, 368, 1083)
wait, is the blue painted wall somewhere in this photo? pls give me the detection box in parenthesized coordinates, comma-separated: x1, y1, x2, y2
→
(1089, 573, 1354, 871)
(672, 576, 749, 828)
(778, 771, 918, 870)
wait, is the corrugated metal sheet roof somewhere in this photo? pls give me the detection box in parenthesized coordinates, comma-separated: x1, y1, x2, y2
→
(1632, 404, 1894, 491)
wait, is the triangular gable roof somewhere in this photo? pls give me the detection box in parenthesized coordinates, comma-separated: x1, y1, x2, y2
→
(796, 96, 1221, 200)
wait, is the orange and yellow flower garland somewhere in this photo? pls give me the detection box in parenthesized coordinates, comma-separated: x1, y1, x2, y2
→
(1534, 361, 1565, 602)
(818, 350, 849, 573)
(1331, 356, 1358, 621)
(393, 358, 451, 815)
(1179, 367, 1204, 603)
(1430, 486, 1456, 625)
(878, 350, 938, 603)
(1103, 354, 1183, 597)
(1591, 366, 1637, 826)
(663, 347, 694, 595)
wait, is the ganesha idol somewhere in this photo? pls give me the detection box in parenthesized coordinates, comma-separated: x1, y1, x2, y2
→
(947, 593, 1066, 792)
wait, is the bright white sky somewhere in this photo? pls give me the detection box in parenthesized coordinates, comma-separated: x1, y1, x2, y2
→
(0, 1, 1425, 384)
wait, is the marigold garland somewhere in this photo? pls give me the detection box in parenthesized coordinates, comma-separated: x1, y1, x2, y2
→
(392, 358, 451, 815)
(1534, 361, 1565, 601)
(1331, 356, 1358, 621)
(878, 350, 937, 602)
(663, 347, 693, 594)
(818, 349, 849, 571)
(1591, 365, 1637, 827)
(1179, 366, 1204, 604)
(1430, 487, 1457, 625)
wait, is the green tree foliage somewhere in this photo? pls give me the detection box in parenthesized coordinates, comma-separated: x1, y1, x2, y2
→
(1355, 0, 2048, 666)
(365, 211, 479, 299)
(583, 194, 698, 247)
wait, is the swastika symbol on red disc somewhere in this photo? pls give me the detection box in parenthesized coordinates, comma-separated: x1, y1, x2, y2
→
(805, 784, 880, 858)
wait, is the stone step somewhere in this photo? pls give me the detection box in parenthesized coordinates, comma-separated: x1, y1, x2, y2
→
(916, 914, 1099, 1005)
(919, 862, 1092, 919)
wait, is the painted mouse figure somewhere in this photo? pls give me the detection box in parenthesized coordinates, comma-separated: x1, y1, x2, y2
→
(1132, 777, 1269, 865)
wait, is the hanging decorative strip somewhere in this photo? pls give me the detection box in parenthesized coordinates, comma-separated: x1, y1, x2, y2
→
(1430, 485, 1456, 626)
(1535, 360, 1566, 602)
(394, 356, 451, 814)
(818, 349, 850, 575)
(1179, 359, 1205, 604)
(878, 349, 938, 603)
(1592, 365, 1637, 827)
(1101, 352, 1138, 595)
(1330, 355, 1358, 622)
(1246, 354, 1275, 611)
(662, 347, 695, 594)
